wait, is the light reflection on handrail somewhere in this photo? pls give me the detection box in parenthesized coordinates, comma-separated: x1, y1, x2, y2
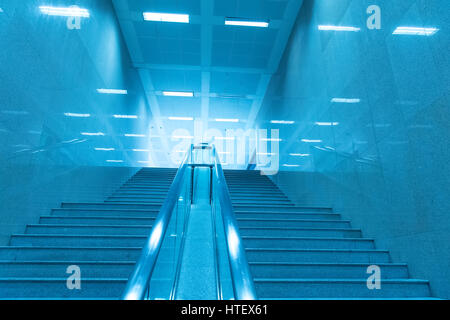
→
(122, 146, 192, 300)
(212, 145, 258, 300)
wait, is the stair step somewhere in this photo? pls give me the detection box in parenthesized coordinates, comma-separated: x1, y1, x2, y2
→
(234, 205, 332, 212)
(254, 279, 431, 298)
(237, 218, 351, 228)
(249, 263, 409, 279)
(40, 216, 156, 225)
(231, 193, 288, 198)
(250, 248, 391, 263)
(123, 183, 173, 187)
(234, 211, 341, 220)
(118, 186, 170, 191)
(0, 278, 127, 299)
(239, 227, 362, 238)
(25, 225, 153, 236)
(232, 200, 293, 205)
(0, 261, 136, 278)
(106, 197, 166, 202)
(51, 208, 159, 217)
(0, 247, 143, 261)
(10, 234, 152, 247)
(242, 237, 374, 249)
(111, 191, 169, 196)
(61, 203, 162, 210)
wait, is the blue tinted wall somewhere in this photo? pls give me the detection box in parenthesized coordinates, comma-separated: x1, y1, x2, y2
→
(0, 0, 148, 243)
(258, 0, 450, 298)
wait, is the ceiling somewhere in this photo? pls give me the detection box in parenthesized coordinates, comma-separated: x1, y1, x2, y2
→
(111, 0, 303, 167)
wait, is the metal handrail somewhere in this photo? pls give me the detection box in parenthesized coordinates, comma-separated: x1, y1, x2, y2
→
(212, 146, 258, 300)
(122, 146, 192, 300)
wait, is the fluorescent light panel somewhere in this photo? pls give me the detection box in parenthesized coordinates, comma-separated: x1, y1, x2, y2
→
(106, 160, 123, 163)
(95, 148, 115, 151)
(143, 12, 189, 23)
(132, 149, 150, 152)
(125, 134, 146, 138)
(81, 132, 104, 136)
(215, 118, 239, 123)
(302, 139, 322, 143)
(65, 113, 91, 118)
(318, 25, 360, 32)
(214, 137, 235, 141)
(114, 115, 138, 119)
(315, 122, 339, 126)
(225, 18, 269, 28)
(283, 164, 300, 167)
(393, 27, 439, 36)
(39, 6, 89, 17)
(290, 153, 310, 157)
(169, 117, 194, 121)
(163, 91, 194, 97)
(331, 98, 361, 103)
(271, 120, 295, 124)
(97, 89, 127, 95)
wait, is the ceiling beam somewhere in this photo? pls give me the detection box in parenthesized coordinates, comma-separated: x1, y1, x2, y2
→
(245, 0, 304, 130)
(200, 0, 214, 136)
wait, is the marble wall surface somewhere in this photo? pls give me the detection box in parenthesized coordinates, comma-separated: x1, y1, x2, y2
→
(0, 0, 148, 242)
(259, 0, 450, 298)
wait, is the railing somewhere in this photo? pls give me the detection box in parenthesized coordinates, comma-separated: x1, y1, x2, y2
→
(122, 146, 193, 300)
(122, 143, 257, 300)
(211, 145, 258, 300)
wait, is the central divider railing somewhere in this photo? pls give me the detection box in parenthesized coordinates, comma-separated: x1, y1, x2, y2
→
(122, 143, 257, 300)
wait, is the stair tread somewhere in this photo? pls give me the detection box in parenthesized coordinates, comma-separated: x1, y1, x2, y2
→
(245, 248, 388, 252)
(0, 260, 136, 264)
(254, 278, 429, 283)
(242, 236, 372, 240)
(240, 227, 360, 231)
(28, 224, 152, 228)
(249, 262, 407, 266)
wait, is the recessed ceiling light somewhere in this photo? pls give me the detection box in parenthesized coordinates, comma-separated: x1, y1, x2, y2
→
(283, 164, 300, 167)
(64, 113, 91, 118)
(113, 115, 138, 119)
(124, 134, 146, 138)
(132, 149, 150, 152)
(81, 132, 105, 136)
(301, 139, 322, 143)
(214, 137, 235, 141)
(163, 91, 194, 97)
(318, 25, 360, 32)
(39, 6, 89, 17)
(260, 138, 282, 142)
(143, 12, 189, 23)
(331, 98, 361, 103)
(169, 117, 194, 121)
(315, 122, 339, 126)
(393, 27, 439, 36)
(271, 120, 295, 124)
(95, 148, 115, 151)
(215, 118, 239, 123)
(106, 160, 123, 163)
(97, 89, 128, 95)
(225, 17, 269, 28)
(290, 153, 310, 157)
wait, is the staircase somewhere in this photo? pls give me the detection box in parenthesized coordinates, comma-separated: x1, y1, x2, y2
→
(224, 170, 433, 299)
(0, 168, 177, 299)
